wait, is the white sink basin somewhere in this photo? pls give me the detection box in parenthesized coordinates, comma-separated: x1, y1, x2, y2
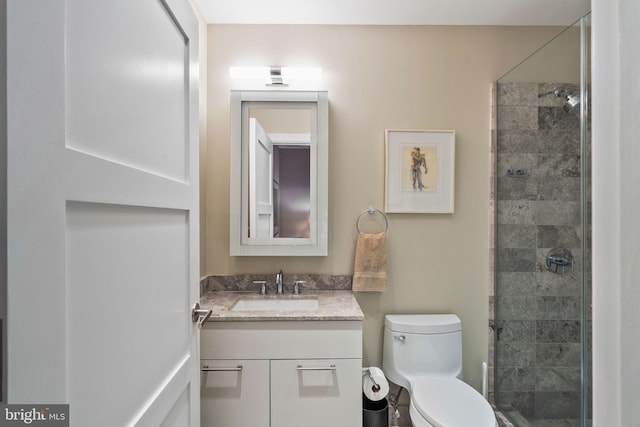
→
(231, 298, 319, 312)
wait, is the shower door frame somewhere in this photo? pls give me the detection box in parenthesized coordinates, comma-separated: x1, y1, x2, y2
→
(578, 13, 591, 427)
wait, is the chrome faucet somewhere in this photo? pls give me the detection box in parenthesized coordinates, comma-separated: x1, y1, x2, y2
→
(275, 270, 284, 295)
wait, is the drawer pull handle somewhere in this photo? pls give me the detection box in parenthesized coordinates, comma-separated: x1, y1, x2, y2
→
(201, 365, 243, 372)
(296, 364, 336, 371)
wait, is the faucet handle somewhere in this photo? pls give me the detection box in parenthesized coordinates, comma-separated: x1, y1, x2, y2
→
(292, 280, 306, 295)
(253, 280, 267, 295)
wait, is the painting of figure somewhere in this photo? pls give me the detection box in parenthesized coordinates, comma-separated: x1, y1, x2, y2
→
(402, 145, 438, 192)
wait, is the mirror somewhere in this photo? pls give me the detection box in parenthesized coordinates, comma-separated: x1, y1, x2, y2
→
(229, 91, 328, 256)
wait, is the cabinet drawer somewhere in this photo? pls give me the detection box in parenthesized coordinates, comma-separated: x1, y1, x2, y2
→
(201, 321, 362, 359)
(200, 359, 269, 427)
(270, 358, 362, 427)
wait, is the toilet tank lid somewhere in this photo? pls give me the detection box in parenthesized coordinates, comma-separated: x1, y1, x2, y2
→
(385, 314, 461, 334)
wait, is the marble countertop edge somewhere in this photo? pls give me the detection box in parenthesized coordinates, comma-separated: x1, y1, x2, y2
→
(199, 290, 364, 322)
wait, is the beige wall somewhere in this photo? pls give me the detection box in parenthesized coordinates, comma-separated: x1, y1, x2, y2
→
(203, 24, 561, 390)
(500, 24, 581, 83)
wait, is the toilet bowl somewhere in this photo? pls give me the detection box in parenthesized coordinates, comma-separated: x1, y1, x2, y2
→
(409, 377, 497, 427)
(382, 314, 497, 427)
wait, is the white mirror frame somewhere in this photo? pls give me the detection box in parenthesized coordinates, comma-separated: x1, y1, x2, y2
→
(229, 90, 328, 256)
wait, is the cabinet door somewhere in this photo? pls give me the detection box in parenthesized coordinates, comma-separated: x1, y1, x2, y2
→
(271, 359, 362, 427)
(201, 359, 270, 427)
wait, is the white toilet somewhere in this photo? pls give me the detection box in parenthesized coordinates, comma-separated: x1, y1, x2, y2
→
(382, 314, 498, 427)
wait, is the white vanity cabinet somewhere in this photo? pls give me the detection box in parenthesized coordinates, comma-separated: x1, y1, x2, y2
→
(200, 320, 363, 427)
(200, 359, 270, 427)
(270, 358, 362, 427)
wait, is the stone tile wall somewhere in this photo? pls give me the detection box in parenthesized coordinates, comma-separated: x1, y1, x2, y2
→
(492, 82, 588, 420)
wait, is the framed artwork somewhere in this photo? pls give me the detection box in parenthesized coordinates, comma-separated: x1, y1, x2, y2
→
(384, 129, 455, 213)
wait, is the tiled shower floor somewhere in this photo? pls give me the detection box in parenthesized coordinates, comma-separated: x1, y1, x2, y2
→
(501, 408, 592, 427)
(387, 404, 591, 427)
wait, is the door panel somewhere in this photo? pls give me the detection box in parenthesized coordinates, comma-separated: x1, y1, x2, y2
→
(159, 387, 191, 427)
(249, 118, 274, 238)
(66, 202, 190, 426)
(65, 0, 189, 182)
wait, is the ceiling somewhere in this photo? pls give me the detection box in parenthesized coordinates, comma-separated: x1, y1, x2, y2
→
(194, 0, 591, 26)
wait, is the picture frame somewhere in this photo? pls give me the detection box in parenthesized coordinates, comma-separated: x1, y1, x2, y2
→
(384, 129, 455, 213)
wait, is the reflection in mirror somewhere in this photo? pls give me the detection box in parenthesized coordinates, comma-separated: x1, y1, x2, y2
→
(230, 91, 328, 256)
(247, 107, 311, 239)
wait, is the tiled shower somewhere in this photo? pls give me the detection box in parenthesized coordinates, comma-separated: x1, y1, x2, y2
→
(490, 15, 592, 427)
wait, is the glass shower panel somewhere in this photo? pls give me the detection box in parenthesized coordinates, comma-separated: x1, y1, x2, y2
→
(493, 15, 591, 427)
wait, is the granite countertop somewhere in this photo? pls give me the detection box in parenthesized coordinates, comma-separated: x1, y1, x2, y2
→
(199, 290, 364, 321)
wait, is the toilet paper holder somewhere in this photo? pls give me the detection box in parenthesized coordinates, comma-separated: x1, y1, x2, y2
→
(362, 367, 381, 393)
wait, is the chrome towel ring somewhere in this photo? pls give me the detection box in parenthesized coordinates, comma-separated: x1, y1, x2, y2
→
(356, 207, 389, 234)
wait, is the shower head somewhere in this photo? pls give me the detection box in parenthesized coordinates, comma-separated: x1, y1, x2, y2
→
(554, 88, 581, 113)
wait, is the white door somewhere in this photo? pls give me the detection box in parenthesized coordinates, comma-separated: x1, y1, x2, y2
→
(248, 118, 274, 239)
(6, 1, 201, 426)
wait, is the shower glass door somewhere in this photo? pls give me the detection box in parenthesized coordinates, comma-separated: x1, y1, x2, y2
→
(492, 14, 591, 427)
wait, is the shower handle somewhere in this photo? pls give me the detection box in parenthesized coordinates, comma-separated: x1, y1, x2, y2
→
(545, 248, 574, 274)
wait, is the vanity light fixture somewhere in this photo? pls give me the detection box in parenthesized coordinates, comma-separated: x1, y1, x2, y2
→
(229, 66, 322, 86)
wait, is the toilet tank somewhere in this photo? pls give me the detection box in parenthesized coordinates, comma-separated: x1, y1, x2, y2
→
(382, 314, 463, 390)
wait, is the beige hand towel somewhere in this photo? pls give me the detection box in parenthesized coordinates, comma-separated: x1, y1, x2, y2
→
(352, 232, 388, 292)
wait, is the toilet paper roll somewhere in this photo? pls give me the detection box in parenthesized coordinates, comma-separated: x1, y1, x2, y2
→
(362, 367, 389, 401)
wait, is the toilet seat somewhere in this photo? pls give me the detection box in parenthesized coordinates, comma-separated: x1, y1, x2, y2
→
(410, 377, 497, 427)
